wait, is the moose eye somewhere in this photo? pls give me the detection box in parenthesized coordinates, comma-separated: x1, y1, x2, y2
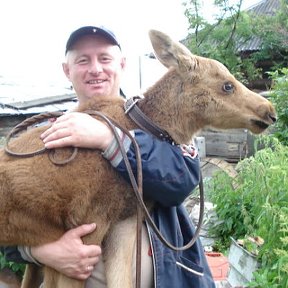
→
(222, 82, 234, 93)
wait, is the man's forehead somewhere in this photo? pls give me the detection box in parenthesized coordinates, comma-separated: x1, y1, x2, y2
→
(66, 39, 123, 62)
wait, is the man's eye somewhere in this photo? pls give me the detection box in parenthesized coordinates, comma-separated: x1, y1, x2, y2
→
(100, 56, 112, 62)
(77, 58, 88, 64)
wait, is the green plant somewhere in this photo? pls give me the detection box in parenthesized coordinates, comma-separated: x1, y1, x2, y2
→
(208, 136, 288, 287)
(0, 252, 25, 277)
(268, 68, 288, 146)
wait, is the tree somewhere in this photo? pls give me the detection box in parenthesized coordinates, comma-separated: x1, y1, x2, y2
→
(183, 0, 288, 86)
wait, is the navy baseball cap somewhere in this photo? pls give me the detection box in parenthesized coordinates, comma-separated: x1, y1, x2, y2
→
(65, 26, 121, 54)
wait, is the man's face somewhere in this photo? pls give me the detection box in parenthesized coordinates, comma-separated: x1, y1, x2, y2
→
(63, 35, 126, 104)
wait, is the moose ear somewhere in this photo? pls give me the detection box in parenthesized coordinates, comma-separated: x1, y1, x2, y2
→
(149, 29, 198, 72)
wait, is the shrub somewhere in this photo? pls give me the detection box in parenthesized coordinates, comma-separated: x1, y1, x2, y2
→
(0, 252, 25, 277)
(208, 136, 288, 287)
(268, 68, 288, 146)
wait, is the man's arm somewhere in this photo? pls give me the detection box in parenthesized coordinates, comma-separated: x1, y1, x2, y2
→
(1, 116, 200, 276)
(104, 129, 200, 206)
(41, 113, 200, 206)
(0, 224, 101, 280)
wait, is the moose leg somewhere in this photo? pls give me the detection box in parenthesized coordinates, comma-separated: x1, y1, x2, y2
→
(21, 264, 43, 288)
(104, 217, 137, 288)
(43, 266, 85, 288)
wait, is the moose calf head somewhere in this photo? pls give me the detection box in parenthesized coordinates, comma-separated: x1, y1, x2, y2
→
(147, 30, 276, 143)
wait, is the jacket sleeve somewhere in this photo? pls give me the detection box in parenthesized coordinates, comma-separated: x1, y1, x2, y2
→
(103, 129, 200, 207)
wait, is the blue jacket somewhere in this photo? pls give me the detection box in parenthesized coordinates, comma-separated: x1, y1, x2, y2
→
(0, 130, 215, 287)
(116, 130, 215, 288)
(149, 206, 215, 287)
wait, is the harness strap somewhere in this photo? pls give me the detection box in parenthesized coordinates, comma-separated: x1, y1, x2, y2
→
(124, 96, 176, 145)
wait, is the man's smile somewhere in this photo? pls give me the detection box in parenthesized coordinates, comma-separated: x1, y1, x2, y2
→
(87, 79, 106, 84)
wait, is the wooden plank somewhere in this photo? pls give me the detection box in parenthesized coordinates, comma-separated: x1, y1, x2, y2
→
(200, 157, 237, 179)
(198, 128, 255, 160)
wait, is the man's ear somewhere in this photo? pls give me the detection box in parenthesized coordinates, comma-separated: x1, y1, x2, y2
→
(62, 62, 71, 80)
(120, 57, 126, 70)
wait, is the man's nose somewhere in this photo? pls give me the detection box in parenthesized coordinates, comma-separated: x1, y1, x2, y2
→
(88, 61, 103, 73)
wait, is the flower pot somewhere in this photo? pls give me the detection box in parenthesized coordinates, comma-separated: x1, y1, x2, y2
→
(205, 252, 229, 281)
(227, 237, 259, 286)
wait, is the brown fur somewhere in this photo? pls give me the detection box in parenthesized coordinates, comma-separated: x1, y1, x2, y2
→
(0, 30, 276, 288)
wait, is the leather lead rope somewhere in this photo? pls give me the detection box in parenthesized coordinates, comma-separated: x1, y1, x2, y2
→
(123, 95, 205, 245)
(4, 110, 144, 287)
(5, 111, 63, 157)
(4, 111, 79, 165)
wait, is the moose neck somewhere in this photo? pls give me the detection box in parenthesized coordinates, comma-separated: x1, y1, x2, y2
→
(137, 69, 202, 144)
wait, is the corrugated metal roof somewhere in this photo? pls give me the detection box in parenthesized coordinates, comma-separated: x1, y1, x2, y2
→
(247, 0, 281, 16)
(238, 0, 281, 52)
(0, 93, 77, 116)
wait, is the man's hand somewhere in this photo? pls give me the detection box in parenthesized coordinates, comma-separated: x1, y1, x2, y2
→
(31, 223, 101, 280)
(41, 112, 114, 151)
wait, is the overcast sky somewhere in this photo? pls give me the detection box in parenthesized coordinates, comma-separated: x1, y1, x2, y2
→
(0, 0, 261, 100)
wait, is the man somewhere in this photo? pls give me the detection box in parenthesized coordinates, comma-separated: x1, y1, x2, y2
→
(1, 26, 215, 287)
